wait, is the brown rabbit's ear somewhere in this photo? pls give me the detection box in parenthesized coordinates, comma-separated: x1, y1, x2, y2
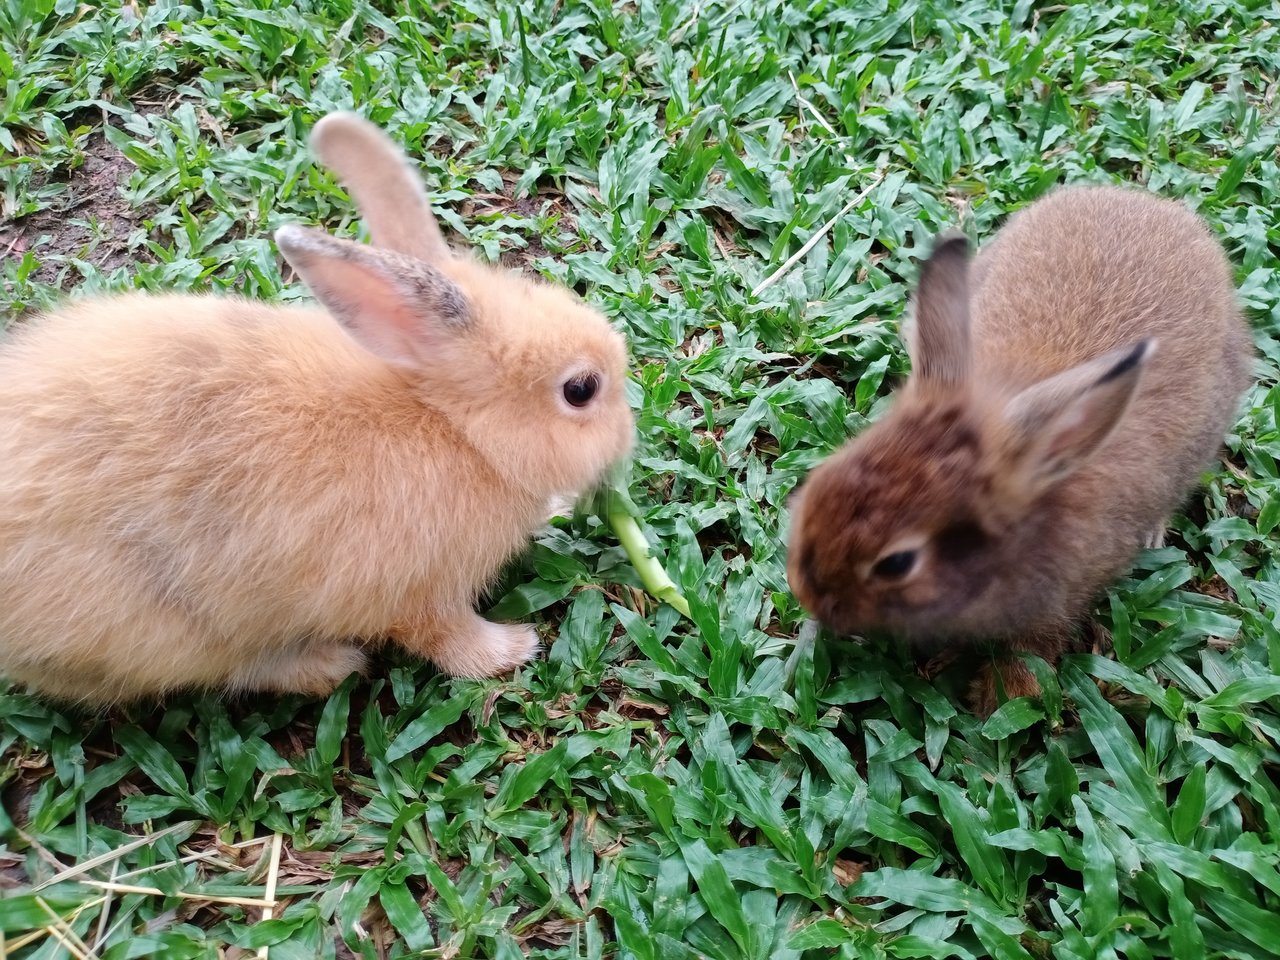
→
(276, 225, 471, 366)
(907, 231, 972, 388)
(309, 112, 452, 265)
(1005, 339, 1155, 495)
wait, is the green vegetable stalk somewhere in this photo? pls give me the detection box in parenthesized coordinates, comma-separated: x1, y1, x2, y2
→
(591, 482, 691, 618)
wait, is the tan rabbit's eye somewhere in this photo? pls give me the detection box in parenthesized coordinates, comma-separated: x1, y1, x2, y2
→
(563, 373, 600, 408)
(871, 549, 918, 580)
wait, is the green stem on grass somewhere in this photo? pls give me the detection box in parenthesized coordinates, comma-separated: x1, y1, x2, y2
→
(608, 509, 691, 618)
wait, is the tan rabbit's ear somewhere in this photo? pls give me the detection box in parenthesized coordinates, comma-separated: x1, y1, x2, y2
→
(907, 231, 971, 388)
(276, 225, 471, 366)
(309, 112, 452, 264)
(1005, 339, 1154, 495)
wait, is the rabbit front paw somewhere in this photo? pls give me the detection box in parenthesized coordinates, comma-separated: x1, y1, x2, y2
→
(396, 612, 540, 679)
(968, 659, 1042, 718)
(230, 643, 368, 697)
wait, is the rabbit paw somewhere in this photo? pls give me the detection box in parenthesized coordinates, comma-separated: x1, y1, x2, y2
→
(969, 659, 1041, 718)
(542, 492, 578, 524)
(429, 618, 540, 679)
(1142, 524, 1167, 550)
(919, 647, 962, 680)
(232, 643, 368, 696)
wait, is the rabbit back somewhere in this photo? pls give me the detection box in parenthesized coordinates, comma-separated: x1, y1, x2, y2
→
(973, 185, 1249, 414)
(970, 186, 1251, 582)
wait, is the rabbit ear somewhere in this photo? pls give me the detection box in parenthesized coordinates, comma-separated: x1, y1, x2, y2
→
(309, 112, 452, 264)
(1005, 339, 1154, 494)
(907, 231, 972, 388)
(276, 225, 471, 366)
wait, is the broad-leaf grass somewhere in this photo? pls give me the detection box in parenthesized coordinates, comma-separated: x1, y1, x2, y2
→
(2, 0, 1279, 957)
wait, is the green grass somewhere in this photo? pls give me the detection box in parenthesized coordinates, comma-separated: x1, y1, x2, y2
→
(2, 0, 1280, 956)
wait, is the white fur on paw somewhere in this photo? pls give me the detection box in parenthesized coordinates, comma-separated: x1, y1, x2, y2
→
(1143, 525, 1167, 550)
(241, 643, 367, 696)
(286, 644, 368, 694)
(511, 624, 541, 667)
(314, 644, 369, 681)
(440, 621, 539, 678)
(484, 621, 540, 674)
(542, 493, 577, 524)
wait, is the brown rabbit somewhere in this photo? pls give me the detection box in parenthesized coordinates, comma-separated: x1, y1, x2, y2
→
(787, 185, 1252, 715)
(0, 112, 634, 704)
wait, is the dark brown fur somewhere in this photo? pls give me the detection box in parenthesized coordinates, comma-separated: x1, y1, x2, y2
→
(788, 185, 1253, 716)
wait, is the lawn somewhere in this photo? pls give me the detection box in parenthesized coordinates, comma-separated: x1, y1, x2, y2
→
(2, 0, 1280, 957)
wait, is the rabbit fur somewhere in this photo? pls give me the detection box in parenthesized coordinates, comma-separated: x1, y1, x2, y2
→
(787, 184, 1253, 715)
(0, 112, 634, 704)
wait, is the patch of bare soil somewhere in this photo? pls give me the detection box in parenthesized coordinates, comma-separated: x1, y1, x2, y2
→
(1, 129, 150, 288)
(460, 175, 581, 269)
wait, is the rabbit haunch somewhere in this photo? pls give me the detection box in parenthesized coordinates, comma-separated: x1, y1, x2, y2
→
(0, 112, 634, 704)
(787, 185, 1252, 714)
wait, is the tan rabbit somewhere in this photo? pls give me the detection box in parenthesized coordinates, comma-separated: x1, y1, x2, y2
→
(0, 112, 634, 704)
(787, 185, 1252, 715)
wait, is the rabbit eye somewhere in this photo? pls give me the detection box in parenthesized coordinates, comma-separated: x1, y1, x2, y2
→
(871, 549, 918, 580)
(563, 373, 600, 407)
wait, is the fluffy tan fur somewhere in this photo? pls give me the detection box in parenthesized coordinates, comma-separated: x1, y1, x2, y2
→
(788, 185, 1252, 715)
(0, 113, 634, 704)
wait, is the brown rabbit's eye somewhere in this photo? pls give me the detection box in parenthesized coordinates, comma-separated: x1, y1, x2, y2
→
(563, 373, 600, 408)
(871, 549, 918, 580)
